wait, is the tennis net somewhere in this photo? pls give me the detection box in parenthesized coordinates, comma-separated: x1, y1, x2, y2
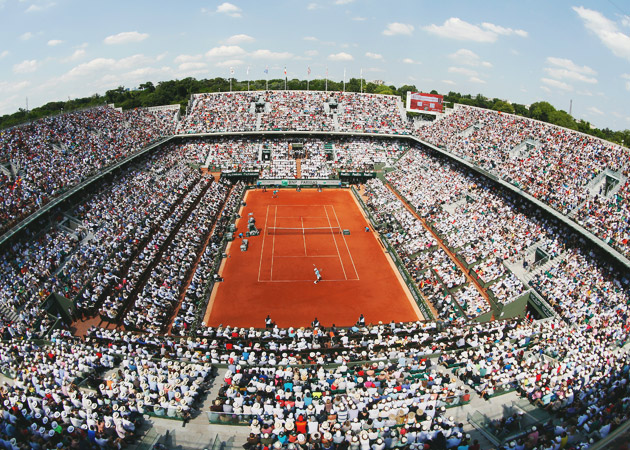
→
(266, 226, 342, 235)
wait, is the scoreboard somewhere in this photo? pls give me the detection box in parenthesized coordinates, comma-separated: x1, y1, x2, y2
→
(406, 92, 444, 114)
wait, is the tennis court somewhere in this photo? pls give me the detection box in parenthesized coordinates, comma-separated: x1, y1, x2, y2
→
(258, 204, 359, 282)
(204, 188, 422, 328)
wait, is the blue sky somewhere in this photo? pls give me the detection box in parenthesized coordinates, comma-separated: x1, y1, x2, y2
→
(0, 0, 629, 130)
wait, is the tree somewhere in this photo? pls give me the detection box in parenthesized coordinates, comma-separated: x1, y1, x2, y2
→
(492, 100, 514, 115)
(474, 94, 491, 109)
(364, 82, 377, 94)
(139, 82, 155, 92)
(512, 103, 529, 117)
(397, 85, 418, 103)
(345, 78, 361, 92)
(529, 101, 556, 122)
(374, 85, 394, 95)
(1, 76, 627, 144)
(548, 110, 577, 130)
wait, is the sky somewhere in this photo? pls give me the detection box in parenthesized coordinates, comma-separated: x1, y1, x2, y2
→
(0, 0, 629, 130)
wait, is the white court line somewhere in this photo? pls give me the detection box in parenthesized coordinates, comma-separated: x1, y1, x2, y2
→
(330, 204, 360, 280)
(259, 279, 356, 283)
(276, 216, 330, 219)
(324, 205, 347, 280)
(270, 205, 278, 281)
(301, 217, 307, 256)
(274, 255, 339, 258)
(257, 205, 270, 282)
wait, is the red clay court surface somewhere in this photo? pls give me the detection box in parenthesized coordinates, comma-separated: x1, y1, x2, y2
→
(204, 188, 422, 328)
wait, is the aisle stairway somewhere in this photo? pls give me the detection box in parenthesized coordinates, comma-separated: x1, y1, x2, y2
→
(296, 158, 302, 178)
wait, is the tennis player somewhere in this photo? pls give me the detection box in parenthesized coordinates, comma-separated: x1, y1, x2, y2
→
(313, 266, 322, 284)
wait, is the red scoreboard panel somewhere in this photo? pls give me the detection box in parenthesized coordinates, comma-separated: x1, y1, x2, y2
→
(408, 92, 444, 113)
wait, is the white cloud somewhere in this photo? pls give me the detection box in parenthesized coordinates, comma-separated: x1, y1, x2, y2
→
(104, 31, 149, 45)
(122, 66, 171, 80)
(224, 34, 254, 45)
(328, 52, 353, 61)
(307, 3, 319, 10)
(425, 18, 495, 42)
(541, 77, 573, 91)
(25, 1, 55, 13)
(541, 86, 552, 94)
(117, 54, 154, 70)
(383, 23, 414, 36)
(13, 59, 39, 73)
(402, 58, 420, 64)
(205, 45, 245, 58)
(424, 18, 527, 42)
(174, 54, 203, 64)
(47, 39, 63, 46)
(442, 80, 456, 85)
(0, 80, 30, 94)
(19, 32, 33, 41)
(365, 52, 383, 60)
(574, 6, 630, 60)
(546, 57, 596, 75)
(335, 0, 354, 4)
(63, 49, 85, 62)
(481, 22, 528, 38)
(448, 49, 492, 67)
(544, 57, 597, 84)
(448, 66, 478, 77)
(216, 59, 244, 68)
(0, 50, 9, 59)
(250, 49, 293, 60)
(216, 2, 242, 18)
(63, 58, 117, 79)
(469, 76, 486, 84)
(544, 68, 597, 84)
(352, 16, 366, 21)
(61, 55, 170, 84)
(626, 81, 630, 91)
(305, 50, 318, 57)
(302, 36, 335, 46)
(588, 106, 604, 115)
(178, 62, 207, 71)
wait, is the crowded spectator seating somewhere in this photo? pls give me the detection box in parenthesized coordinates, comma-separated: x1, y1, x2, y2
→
(172, 182, 246, 336)
(0, 106, 177, 235)
(0, 336, 143, 448)
(179, 92, 257, 133)
(0, 96, 630, 449)
(176, 91, 410, 135)
(259, 91, 334, 132)
(99, 356, 213, 420)
(416, 104, 630, 258)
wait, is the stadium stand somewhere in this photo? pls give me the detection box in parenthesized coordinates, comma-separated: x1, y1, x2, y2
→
(0, 106, 177, 235)
(415, 104, 629, 258)
(0, 92, 629, 449)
